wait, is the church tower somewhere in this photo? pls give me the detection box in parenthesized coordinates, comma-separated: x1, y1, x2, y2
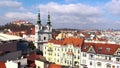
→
(46, 12, 52, 32)
(35, 11, 52, 51)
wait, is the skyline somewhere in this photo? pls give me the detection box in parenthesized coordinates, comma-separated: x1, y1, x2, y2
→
(0, 0, 120, 30)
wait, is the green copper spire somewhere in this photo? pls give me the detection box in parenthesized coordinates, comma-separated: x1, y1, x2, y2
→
(37, 10, 41, 25)
(47, 12, 51, 25)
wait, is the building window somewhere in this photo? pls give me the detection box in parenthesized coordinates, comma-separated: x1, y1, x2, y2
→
(83, 53, 86, 57)
(58, 48, 60, 51)
(117, 52, 120, 55)
(65, 60, 66, 63)
(70, 61, 72, 65)
(116, 58, 120, 61)
(62, 48, 63, 51)
(55, 48, 56, 50)
(106, 64, 111, 68)
(90, 61, 92, 65)
(74, 55, 76, 59)
(109, 57, 111, 60)
(67, 60, 69, 64)
(97, 62, 101, 66)
(98, 47, 102, 52)
(105, 56, 107, 60)
(45, 47, 46, 49)
(44, 37, 46, 40)
(78, 56, 80, 59)
(57, 59, 59, 62)
(106, 48, 110, 52)
(117, 66, 119, 68)
(65, 48, 67, 51)
(78, 50, 80, 53)
(90, 54, 93, 58)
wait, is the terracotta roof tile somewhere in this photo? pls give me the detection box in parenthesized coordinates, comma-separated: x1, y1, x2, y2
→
(48, 37, 84, 47)
(0, 62, 6, 68)
(48, 64, 61, 68)
(63, 38, 83, 47)
(27, 54, 40, 61)
(82, 42, 120, 55)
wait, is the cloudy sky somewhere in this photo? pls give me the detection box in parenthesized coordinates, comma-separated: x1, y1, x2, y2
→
(0, 0, 120, 30)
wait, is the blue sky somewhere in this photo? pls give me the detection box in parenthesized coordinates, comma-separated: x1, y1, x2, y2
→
(0, 0, 120, 30)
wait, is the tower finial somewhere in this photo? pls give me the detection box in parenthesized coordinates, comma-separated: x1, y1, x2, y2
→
(47, 11, 51, 25)
(37, 10, 41, 25)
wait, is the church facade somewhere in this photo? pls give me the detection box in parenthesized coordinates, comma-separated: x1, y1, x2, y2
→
(35, 11, 52, 51)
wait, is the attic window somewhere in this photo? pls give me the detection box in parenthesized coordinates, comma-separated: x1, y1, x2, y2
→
(106, 48, 110, 52)
(98, 47, 102, 52)
(84, 46, 88, 49)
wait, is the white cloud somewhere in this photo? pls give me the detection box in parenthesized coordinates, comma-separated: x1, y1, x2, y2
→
(105, 0, 120, 15)
(3, 12, 36, 24)
(36, 2, 106, 29)
(38, 2, 102, 16)
(0, 1, 120, 29)
(0, 0, 22, 8)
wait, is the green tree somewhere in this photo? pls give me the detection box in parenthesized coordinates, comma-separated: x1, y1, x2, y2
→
(28, 41, 36, 50)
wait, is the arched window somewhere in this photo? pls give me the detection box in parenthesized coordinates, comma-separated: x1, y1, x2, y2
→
(97, 62, 101, 66)
(106, 63, 111, 68)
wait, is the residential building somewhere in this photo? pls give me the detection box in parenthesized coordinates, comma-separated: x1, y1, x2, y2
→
(43, 36, 120, 68)
(43, 37, 84, 67)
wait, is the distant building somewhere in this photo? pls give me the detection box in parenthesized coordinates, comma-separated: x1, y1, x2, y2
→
(12, 20, 33, 26)
(35, 11, 52, 51)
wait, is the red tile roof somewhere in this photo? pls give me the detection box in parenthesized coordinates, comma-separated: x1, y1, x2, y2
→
(0, 62, 6, 68)
(82, 43, 93, 52)
(48, 64, 61, 68)
(27, 54, 40, 61)
(63, 38, 83, 47)
(82, 42, 120, 55)
(48, 37, 84, 47)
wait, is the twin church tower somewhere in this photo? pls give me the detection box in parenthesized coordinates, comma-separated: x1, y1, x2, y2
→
(35, 11, 52, 51)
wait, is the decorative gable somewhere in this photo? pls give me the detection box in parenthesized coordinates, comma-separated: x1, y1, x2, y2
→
(87, 46, 95, 53)
(114, 48, 120, 56)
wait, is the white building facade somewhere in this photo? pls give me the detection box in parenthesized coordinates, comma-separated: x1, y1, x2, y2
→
(43, 37, 120, 68)
(43, 37, 83, 67)
(35, 11, 52, 51)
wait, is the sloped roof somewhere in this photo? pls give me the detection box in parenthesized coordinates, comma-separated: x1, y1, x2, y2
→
(82, 42, 120, 55)
(63, 38, 83, 47)
(48, 64, 61, 68)
(27, 54, 40, 61)
(48, 37, 84, 47)
(94, 43, 119, 55)
(82, 43, 93, 52)
(0, 33, 22, 41)
(0, 62, 6, 68)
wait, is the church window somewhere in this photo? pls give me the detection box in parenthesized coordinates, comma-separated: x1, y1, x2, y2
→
(44, 37, 46, 40)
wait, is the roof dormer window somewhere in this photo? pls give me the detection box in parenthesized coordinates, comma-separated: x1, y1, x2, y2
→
(106, 48, 110, 52)
(84, 46, 88, 49)
(98, 47, 102, 52)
